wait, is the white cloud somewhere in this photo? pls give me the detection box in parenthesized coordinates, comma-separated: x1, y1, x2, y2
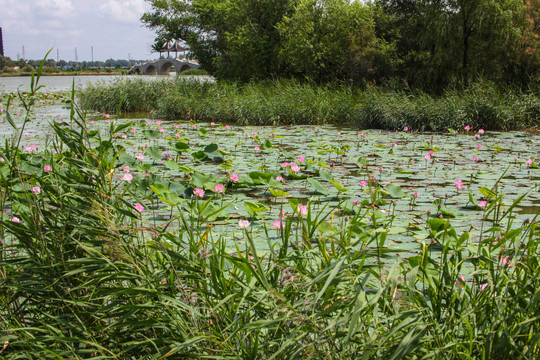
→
(36, 0, 74, 17)
(98, 0, 148, 24)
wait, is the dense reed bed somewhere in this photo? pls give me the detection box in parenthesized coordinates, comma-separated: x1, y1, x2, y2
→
(79, 77, 540, 131)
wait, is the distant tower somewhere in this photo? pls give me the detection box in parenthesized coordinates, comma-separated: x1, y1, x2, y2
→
(0, 27, 4, 56)
(91, 46, 94, 62)
(22, 45, 25, 60)
(74, 47, 78, 62)
(57, 48, 59, 62)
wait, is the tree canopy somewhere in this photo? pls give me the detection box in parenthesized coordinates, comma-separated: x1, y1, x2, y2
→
(142, 0, 539, 91)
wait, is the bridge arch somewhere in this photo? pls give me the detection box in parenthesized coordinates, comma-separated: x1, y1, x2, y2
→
(129, 58, 200, 75)
(179, 64, 191, 73)
(159, 61, 174, 75)
(145, 65, 156, 75)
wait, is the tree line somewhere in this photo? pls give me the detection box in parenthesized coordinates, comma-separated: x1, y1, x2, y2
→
(142, 0, 539, 92)
(0, 56, 144, 74)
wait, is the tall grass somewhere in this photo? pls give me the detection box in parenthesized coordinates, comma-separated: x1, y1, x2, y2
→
(1, 68, 539, 358)
(79, 77, 540, 130)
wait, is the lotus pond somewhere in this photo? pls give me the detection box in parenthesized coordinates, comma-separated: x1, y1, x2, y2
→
(1, 79, 540, 358)
(2, 89, 539, 260)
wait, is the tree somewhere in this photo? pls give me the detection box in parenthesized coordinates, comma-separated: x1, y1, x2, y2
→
(0, 55, 15, 70)
(278, 0, 381, 83)
(376, 0, 527, 91)
(142, 0, 298, 81)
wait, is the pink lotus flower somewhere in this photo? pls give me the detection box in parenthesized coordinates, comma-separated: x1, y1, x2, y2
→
(123, 166, 130, 173)
(159, 128, 165, 133)
(297, 205, 308, 216)
(477, 143, 482, 149)
(281, 162, 290, 168)
(193, 188, 205, 198)
(225, 125, 230, 129)
(464, 125, 471, 131)
(134, 203, 144, 212)
(192, 124, 196, 129)
(214, 184, 224, 193)
(501, 256, 512, 267)
(290, 163, 301, 173)
(11, 217, 21, 223)
(413, 192, 418, 198)
(454, 179, 463, 190)
(252, 131, 257, 135)
(273, 219, 285, 229)
(32, 186, 41, 194)
(146, 121, 152, 125)
(229, 173, 239, 182)
(353, 200, 359, 206)
(479, 283, 489, 291)
(276, 176, 284, 182)
(425, 154, 432, 160)
(478, 200, 487, 209)
(122, 173, 134, 183)
(360, 180, 367, 187)
(156, 121, 161, 125)
(136, 154, 145, 161)
(297, 156, 305, 163)
(254, 146, 260, 152)
(211, 122, 215, 126)
(175, 124, 180, 129)
(526, 158, 533, 165)
(278, 210, 287, 219)
(238, 219, 250, 229)
(403, 126, 409, 132)
(473, 156, 479, 162)
(44, 165, 53, 172)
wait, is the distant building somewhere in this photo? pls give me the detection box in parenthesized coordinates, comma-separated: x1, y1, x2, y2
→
(0, 27, 4, 56)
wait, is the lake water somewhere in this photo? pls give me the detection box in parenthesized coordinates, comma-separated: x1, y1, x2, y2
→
(0, 74, 178, 93)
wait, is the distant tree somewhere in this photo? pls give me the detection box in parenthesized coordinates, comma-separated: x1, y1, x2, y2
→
(16, 58, 26, 68)
(0, 55, 15, 70)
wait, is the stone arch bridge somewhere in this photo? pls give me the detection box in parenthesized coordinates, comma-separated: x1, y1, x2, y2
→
(129, 58, 200, 75)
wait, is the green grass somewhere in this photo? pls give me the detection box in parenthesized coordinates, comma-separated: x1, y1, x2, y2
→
(79, 78, 540, 131)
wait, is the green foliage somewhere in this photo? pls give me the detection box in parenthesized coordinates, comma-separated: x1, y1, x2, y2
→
(278, 0, 380, 82)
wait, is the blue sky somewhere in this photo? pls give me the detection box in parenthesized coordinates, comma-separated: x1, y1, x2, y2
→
(0, 0, 157, 61)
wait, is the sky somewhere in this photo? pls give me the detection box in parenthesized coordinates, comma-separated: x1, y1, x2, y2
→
(0, 0, 158, 61)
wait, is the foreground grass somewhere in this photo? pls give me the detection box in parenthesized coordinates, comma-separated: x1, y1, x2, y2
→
(0, 59, 539, 359)
(79, 77, 540, 131)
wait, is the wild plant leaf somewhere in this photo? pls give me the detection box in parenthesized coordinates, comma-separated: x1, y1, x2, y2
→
(386, 184, 406, 198)
(329, 179, 348, 192)
(143, 130, 162, 139)
(174, 142, 190, 151)
(269, 188, 289, 197)
(479, 187, 498, 199)
(307, 178, 330, 195)
(150, 183, 170, 195)
(146, 146, 162, 160)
